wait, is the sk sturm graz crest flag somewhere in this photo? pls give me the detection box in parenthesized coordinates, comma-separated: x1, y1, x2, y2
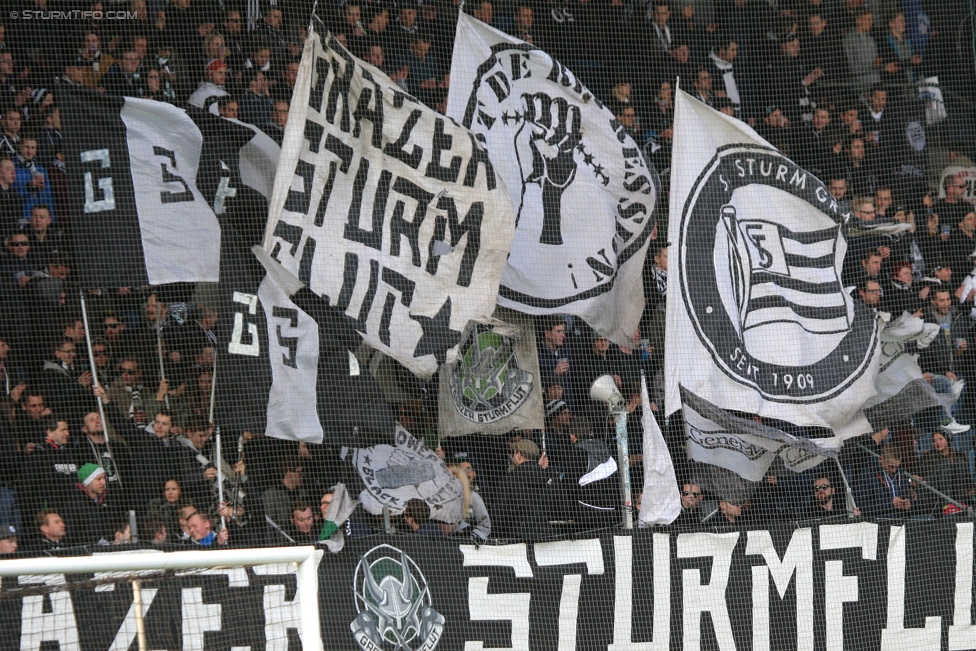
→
(62, 88, 222, 287)
(447, 13, 658, 348)
(264, 28, 515, 379)
(437, 307, 544, 437)
(664, 90, 883, 437)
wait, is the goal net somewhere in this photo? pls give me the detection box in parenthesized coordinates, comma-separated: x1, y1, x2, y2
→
(0, 547, 322, 651)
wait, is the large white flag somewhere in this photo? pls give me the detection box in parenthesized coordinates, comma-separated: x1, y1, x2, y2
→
(664, 89, 883, 436)
(447, 13, 657, 347)
(266, 28, 515, 378)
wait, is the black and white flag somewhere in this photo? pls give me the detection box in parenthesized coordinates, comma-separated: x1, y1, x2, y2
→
(447, 13, 658, 347)
(681, 386, 836, 482)
(354, 425, 464, 523)
(437, 307, 545, 437)
(664, 90, 883, 437)
(62, 89, 222, 288)
(215, 242, 396, 446)
(264, 28, 515, 379)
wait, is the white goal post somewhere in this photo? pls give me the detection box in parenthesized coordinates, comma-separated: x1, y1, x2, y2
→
(0, 546, 324, 651)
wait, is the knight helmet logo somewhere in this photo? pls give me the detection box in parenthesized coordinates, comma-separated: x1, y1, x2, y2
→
(351, 544, 445, 651)
(450, 325, 533, 424)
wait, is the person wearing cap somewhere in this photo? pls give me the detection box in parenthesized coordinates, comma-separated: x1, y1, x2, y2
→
(949, 210, 976, 282)
(494, 437, 559, 539)
(0, 522, 17, 554)
(187, 59, 230, 115)
(66, 463, 119, 545)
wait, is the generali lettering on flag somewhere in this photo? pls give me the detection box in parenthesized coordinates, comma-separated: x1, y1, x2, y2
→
(664, 90, 883, 437)
(264, 28, 515, 378)
(62, 89, 223, 287)
(446, 13, 658, 348)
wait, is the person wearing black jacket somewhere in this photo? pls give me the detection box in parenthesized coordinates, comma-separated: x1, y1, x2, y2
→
(494, 439, 558, 540)
(22, 417, 78, 516)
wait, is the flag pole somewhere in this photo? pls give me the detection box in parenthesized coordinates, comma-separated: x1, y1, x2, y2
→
(614, 411, 633, 529)
(155, 304, 170, 410)
(79, 290, 122, 488)
(216, 425, 226, 530)
(833, 457, 858, 516)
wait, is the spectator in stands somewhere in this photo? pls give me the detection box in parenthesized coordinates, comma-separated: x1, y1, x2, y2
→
(494, 438, 555, 539)
(14, 137, 55, 224)
(756, 105, 794, 154)
(708, 38, 742, 114)
(828, 174, 848, 203)
(401, 498, 441, 535)
(217, 97, 239, 120)
(25, 205, 59, 268)
(1, 231, 38, 286)
(238, 70, 273, 127)
(508, 5, 535, 44)
(286, 501, 318, 543)
(104, 45, 145, 97)
(0, 107, 22, 159)
(856, 450, 914, 518)
(843, 10, 880, 91)
(143, 518, 168, 545)
(804, 474, 859, 518)
(845, 136, 878, 197)
(263, 459, 310, 536)
(883, 261, 927, 317)
(187, 59, 229, 114)
(935, 174, 972, 230)
(12, 389, 50, 449)
(672, 482, 706, 526)
(880, 12, 922, 95)
(265, 100, 288, 144)
(397, 32, 441, 97)
(447, 463, 491, 540)
(920, 431, 973, 515)
(0, 523, 17, 554)
(66, 464, 117, 545)
(187, 510, 229, 547)
(717, 499, 749, 525)
(538, 316, 573, 404)
(33, 508, 69, 551)
(691, 68, 714, 106)
(107, 357, 164, 430)
(148, 478, 184, 538)
(39, 339, 94, 417)
(949, 212, 976, 281)
(0, 158, 22, 232)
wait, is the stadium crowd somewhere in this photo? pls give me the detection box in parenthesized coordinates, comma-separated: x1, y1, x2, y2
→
(1, 0, 976, 554)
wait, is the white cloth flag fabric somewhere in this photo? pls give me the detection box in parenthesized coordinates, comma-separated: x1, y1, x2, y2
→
(447, 13, 658, 347)
(681, 386, 836, 482)
(638, 373, 681, 526)
(355, 425, 465, 524)
(437, 307, 545, 437)
(62, 90, 221, 288)
(266, 28, 515, 378)
(664, 89, 883, 437)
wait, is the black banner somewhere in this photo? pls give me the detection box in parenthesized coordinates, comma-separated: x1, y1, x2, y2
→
(1, 522, 974, 650)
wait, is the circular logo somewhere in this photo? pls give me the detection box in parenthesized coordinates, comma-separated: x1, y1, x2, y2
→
(460, 44, 656, 308)
(450, 325, 533, 424)
(679, 144, 878, 403)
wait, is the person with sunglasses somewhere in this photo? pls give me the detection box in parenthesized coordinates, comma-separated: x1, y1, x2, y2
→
(805, 474, 860, 519)
(672, 481, 708, 526)
(2, 229, 39, 287)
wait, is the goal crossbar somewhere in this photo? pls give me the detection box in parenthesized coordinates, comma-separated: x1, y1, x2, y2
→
(0, 546, 324, 651)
